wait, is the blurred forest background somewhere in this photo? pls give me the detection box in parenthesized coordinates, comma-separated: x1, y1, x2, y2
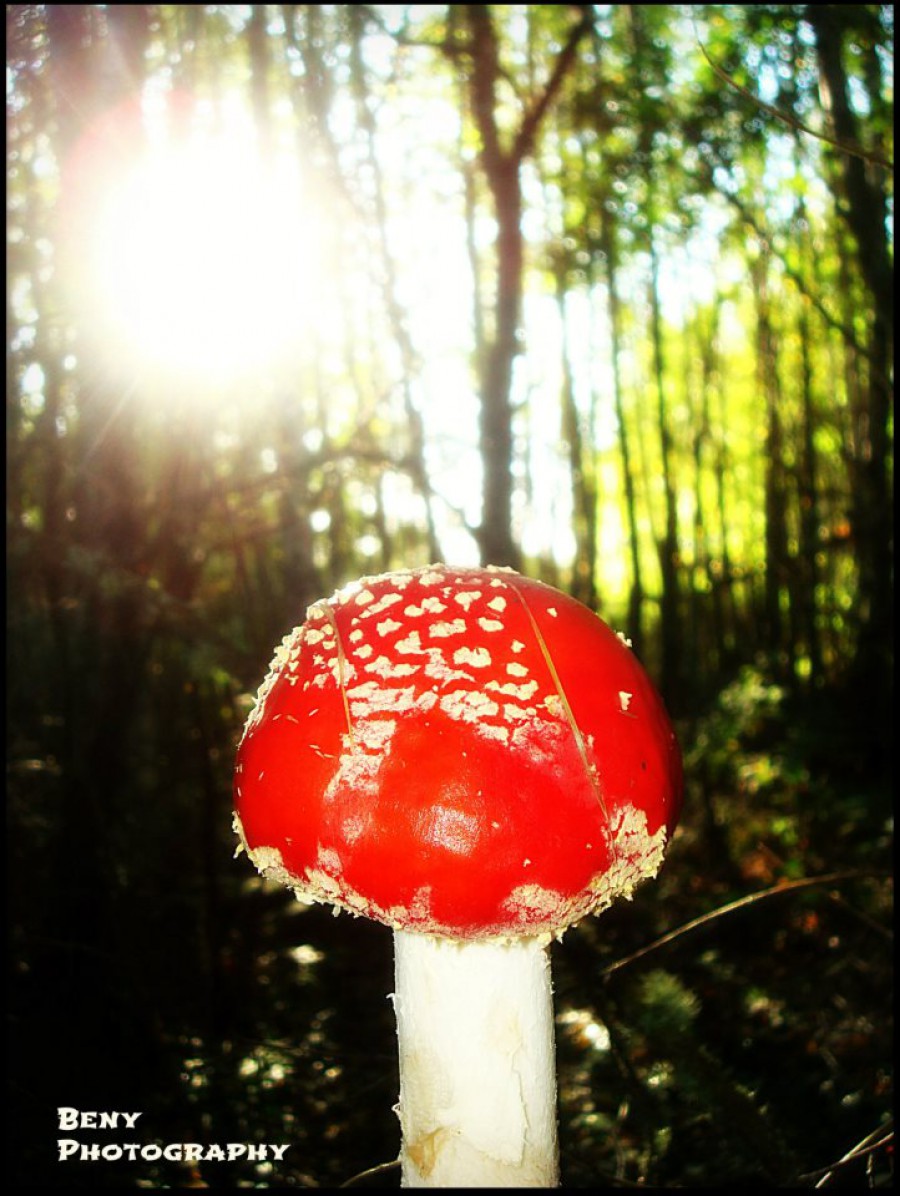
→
(6, 3, 893, 1188)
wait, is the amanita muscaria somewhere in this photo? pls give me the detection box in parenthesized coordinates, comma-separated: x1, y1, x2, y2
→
(233, 564, 682, 1187)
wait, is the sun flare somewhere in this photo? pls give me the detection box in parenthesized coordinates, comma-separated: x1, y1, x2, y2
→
(87, 121, 319, 384)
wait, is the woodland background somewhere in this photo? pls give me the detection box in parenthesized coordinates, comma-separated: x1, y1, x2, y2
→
(6, 4, 893, 1188)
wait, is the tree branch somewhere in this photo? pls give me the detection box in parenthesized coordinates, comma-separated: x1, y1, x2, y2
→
(514, 11, 594, 162)
(692, 15, 893, 171)
(600, 869, 891, 978)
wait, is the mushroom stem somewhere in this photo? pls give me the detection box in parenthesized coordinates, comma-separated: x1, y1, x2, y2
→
(392, 930, 559, 1187)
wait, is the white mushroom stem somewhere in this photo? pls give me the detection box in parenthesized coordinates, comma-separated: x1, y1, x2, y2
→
(392, 930, 559, 1188)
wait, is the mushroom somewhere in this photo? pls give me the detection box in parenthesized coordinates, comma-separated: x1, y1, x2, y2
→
(233, 564, 682, 1187)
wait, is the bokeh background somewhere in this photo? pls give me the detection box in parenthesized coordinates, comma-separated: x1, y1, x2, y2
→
(7, 4, 893, 1187)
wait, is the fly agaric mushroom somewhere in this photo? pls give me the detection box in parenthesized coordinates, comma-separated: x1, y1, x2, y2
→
(233, 564, 682, 1187)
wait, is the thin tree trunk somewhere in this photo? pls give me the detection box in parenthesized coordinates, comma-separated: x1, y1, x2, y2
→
(599, 215, 644, 657)
(556, 277, 598, 609)
(689, 304, 719, 688)
(347, 6, 441, 563)
(712, 372, 738, 667)
(624, 5, 681, 701)
(753, 250, 793, 680)
(806, 4, 893, 724)
(249, 2, 321, 617)
(648, 240, 682, 707)
(795, 255, 823, 687)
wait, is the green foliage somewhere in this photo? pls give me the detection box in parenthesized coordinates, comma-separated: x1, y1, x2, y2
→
(634, 968, 701, 1039)
(689, 664, 786, 771)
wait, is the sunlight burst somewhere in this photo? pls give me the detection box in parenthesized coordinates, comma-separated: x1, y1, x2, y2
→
(89, 123, 319, 385)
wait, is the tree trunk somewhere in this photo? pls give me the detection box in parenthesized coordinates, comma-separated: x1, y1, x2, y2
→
(458, 5, 592, 571)
(795, 250, 823, 687)
(753, 250, 793, 679)
(806, 4, 893, 728)
(648, 240, 682, 708)
(556, 276, 598, 609)
(600, 214, 644, 657)
(689, 303, 722, 689)
(476, 147, 523, 569)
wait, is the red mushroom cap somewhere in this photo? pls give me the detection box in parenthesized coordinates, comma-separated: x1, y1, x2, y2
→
(233, 565, 682, 940)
